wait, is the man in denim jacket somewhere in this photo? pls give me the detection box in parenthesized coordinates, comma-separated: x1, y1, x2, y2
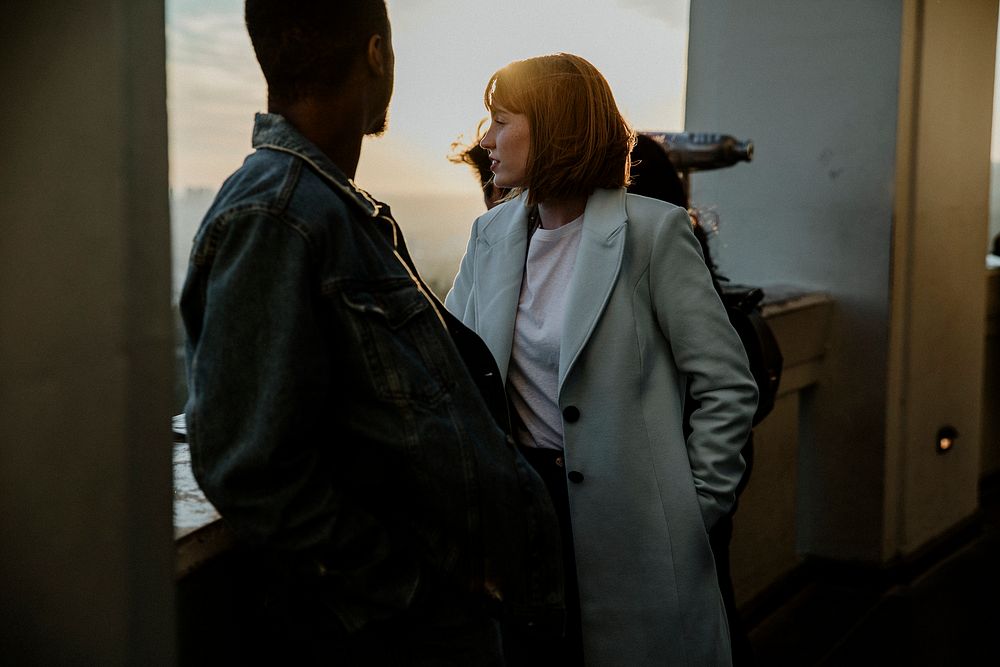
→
(180, 2, 563, 663)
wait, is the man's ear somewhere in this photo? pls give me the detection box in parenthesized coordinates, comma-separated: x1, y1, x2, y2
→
(366, 34, 387, 77)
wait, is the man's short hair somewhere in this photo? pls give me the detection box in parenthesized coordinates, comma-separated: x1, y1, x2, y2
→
(245, 0, 389, 105)
(484, 53, 635, 206)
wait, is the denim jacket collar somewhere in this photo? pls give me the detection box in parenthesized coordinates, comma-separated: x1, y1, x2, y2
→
(251, 112, 382, 218)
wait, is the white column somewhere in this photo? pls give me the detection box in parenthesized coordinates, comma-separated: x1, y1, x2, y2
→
(885, 0, 996, 558)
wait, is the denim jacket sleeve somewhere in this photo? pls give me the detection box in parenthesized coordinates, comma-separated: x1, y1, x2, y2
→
(183, 208, 420, 608)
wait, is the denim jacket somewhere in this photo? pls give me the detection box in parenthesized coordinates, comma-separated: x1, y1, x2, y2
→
(181, 114, 563, 634)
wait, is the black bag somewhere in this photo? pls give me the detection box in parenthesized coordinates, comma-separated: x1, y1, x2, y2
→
(720, 284, 783, 426)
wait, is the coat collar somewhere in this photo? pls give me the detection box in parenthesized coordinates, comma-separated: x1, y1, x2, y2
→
(472, 195, 531, 381)
(557, 188, 628, 390)
(473, 189, 628, 393)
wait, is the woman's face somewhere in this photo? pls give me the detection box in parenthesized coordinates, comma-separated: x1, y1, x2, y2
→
(480, 107, 530, 189)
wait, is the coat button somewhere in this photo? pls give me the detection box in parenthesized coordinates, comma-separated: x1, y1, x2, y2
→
(562, 406, 580, 423)
(554, 456, 564, 468)
(567, 470, 584, 484)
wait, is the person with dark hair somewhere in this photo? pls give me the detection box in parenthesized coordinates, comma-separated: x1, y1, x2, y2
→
(628, 133, 690, 209)
(450, 119, 508, 209)
(181, 3, 563, 664)
(446, 53, 758, 666)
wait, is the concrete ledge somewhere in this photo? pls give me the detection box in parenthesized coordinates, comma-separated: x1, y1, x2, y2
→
(176, 519, 234, 580)
(730, 287, 834, 606)
(174, 443, 232, 578)
(761, 286, 833, 396)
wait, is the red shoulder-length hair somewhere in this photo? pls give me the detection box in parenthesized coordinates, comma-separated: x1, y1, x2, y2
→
(484, 53, 636, 206)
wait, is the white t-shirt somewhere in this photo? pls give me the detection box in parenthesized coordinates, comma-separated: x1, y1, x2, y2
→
(507, 215, 584, 450)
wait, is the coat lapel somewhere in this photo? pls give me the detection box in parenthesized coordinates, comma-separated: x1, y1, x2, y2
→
(474, 196, 531, 382)
(558, 189, 628, 392)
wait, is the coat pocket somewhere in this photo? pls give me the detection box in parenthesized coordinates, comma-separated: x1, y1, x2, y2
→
(333, 278, 453, 405)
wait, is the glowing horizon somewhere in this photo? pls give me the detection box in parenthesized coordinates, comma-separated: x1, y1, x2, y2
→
(166, 0, 691, 196)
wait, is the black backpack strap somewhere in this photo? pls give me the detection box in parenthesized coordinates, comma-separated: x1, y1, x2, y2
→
(722, 285, 783, 425)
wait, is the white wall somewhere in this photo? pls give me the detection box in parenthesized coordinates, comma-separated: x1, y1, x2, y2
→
(686, 0, 996, 563)
(686, 0, 903, 561)
(0, 2, 175, 663)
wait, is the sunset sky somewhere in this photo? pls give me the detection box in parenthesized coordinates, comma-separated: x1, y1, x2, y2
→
(166, 0, 692, 195)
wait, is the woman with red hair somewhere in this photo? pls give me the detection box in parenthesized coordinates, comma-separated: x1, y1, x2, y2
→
(446, 53, 757, 666)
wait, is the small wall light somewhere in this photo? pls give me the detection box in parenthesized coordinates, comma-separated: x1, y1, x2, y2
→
(936, 425, 958, 454)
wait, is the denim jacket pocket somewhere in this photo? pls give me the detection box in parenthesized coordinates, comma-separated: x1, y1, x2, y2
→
(333, 278, 453, 405)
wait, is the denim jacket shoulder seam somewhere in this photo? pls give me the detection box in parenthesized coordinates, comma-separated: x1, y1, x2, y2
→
(191, 204, 316, 266)
(257, 143, 379, 218)
(276, 158, 302, 212)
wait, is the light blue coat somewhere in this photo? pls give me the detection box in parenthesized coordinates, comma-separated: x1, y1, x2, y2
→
(445, 188, 758, 666)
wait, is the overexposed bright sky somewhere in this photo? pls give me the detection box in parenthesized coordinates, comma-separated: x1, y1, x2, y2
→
(166, 0, 691, 195)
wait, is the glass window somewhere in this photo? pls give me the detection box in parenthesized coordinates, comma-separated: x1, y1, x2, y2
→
(166, 0, 691, 408)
